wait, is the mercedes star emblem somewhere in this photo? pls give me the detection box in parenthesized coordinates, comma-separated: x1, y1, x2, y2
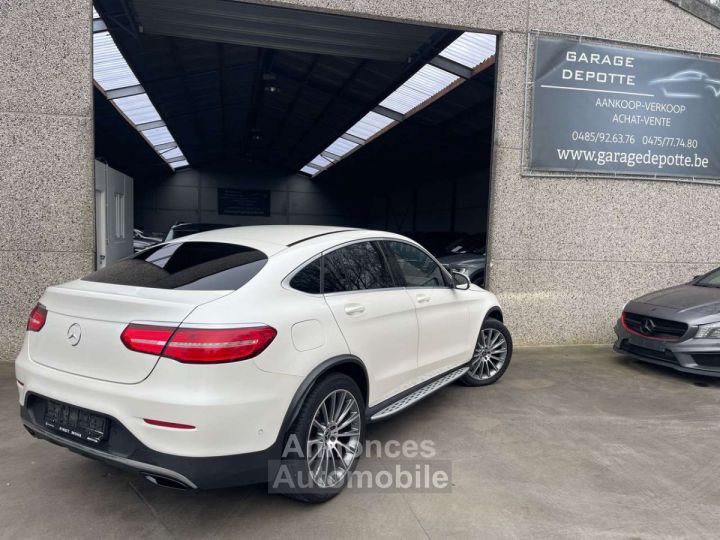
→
(67, 323, 82, 346)
(640, 318, 656, 335)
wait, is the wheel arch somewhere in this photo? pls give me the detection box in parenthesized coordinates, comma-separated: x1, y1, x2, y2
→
(279, 355, 369, 435)
(485, 306, 504, 322)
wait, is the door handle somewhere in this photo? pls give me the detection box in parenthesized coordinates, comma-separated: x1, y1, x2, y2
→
(416, 293, 431, 304)
(344, 303, 366, 315)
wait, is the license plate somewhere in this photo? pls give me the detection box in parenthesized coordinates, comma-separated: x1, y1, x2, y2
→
(628, 335, 665, 352)
(44, 400, 107, 444)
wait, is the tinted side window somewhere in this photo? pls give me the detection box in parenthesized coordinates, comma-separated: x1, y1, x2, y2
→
(290, 259, 322, 294)
(384, 241, 446, 288)
(83, 242, 267, 291)
(323, 242, 394, 293)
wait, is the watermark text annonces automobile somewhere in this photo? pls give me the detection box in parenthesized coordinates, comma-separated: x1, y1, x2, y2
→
(268, 436, 453, 494)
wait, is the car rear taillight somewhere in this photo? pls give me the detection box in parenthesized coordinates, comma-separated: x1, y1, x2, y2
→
(121, 324, 277, 364)
(163, 326, 277, 364)
(27, 303, 47, 332)
(121, 324, 176, 355)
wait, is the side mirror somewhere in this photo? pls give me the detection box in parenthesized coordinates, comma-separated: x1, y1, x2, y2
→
(452, 271, 471, 290)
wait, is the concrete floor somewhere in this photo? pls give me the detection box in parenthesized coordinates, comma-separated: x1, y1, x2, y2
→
(3, 346, 720, 539)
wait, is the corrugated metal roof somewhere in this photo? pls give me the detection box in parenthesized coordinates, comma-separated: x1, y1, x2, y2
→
(438, 32, 496, 69)
(379, 64, 460, 115)
(93, 31, 139, 91)
(113, 93, 162, 125)
(346, 111, 395, 140)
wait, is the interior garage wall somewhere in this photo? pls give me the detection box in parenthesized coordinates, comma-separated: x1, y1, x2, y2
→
(135, 161, 359, 234)
(262, 0, 720, 345)
(366, 170, 490, 235)
(0, 2, 94, 360)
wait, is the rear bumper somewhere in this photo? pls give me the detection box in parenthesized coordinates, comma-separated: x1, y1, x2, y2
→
(15, 338, 304, 487)
(21, 399, 279, 489)
(614, 320, 720, 377)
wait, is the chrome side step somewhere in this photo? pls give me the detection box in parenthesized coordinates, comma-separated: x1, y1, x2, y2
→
(370, 366, 468, 421)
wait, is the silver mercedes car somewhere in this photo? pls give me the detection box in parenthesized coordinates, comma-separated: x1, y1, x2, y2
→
(614, 267, 720, 376)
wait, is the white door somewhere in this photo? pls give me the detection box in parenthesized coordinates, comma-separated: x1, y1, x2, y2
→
(95, 160, 133, 266)
(382, 241, 471, 378)
(321, 241, 419, 406)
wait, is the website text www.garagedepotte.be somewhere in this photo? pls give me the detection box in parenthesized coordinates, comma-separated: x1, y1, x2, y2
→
(556, 148, 710, 170)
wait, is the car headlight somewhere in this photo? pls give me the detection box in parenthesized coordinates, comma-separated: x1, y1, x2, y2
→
(696, 321, 720, 339)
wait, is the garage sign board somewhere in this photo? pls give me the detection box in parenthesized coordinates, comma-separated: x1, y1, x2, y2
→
(530, 37, 720, 179)
(218, 188, 271, 216)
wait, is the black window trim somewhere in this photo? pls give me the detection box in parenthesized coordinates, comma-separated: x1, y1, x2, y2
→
(283, 237, 452, 295)
(379, 239, 453, 290)
(321, 240, 397, 295)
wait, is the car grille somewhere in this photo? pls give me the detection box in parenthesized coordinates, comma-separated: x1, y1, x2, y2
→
(619, 341, 678, 364)
(692, 353, 720, 368)
(622, 312, 688, 341)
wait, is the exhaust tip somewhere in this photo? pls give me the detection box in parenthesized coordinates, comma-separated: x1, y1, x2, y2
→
(143, 473, 191, 490)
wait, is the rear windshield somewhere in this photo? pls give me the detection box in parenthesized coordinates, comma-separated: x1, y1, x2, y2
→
(83, 242, 267, 291)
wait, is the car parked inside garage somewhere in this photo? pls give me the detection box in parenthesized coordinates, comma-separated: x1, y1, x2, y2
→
(16, 226, 511, 502)
(614, 266, 720, 376)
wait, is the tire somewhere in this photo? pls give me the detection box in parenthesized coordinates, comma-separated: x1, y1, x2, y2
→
(459, 318, 513, 386)
(279, 373, 365, 503)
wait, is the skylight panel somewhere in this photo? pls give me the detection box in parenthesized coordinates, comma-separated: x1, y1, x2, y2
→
(143, 126, 174, 146)
(161, 147, 184, 160)
(346, 111, 395, 140)
(325, 137, 359, 158)
(301, 165, 320, 176)
(93, 31, 139, 91)
(379, 64, 460, 115)
(297, 32, 496, 178)
(439, 32, 496, 69)
(309, 155, 333, 169)
(93, 4, 188, 171)
(113, 93, 161, 125)
(169, 160, 189, 170)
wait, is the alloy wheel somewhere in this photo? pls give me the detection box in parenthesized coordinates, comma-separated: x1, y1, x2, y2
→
(469, 328, 507, 381)
(306, 389, 362, 488)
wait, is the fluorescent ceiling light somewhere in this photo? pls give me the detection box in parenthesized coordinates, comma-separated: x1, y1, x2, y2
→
(346, 111, 395, 140)
(379, 64, 460, 115)
(169, 160, 189, 169)
(92, 7, 100, 19)
(113, 93, 162, 125)
(439, 32, 496, 69)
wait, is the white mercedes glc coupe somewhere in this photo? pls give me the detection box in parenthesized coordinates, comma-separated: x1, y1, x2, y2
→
(16, 226, 512, 502)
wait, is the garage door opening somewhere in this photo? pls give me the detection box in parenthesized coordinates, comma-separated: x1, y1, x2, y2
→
(91, 0, 497, 286)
